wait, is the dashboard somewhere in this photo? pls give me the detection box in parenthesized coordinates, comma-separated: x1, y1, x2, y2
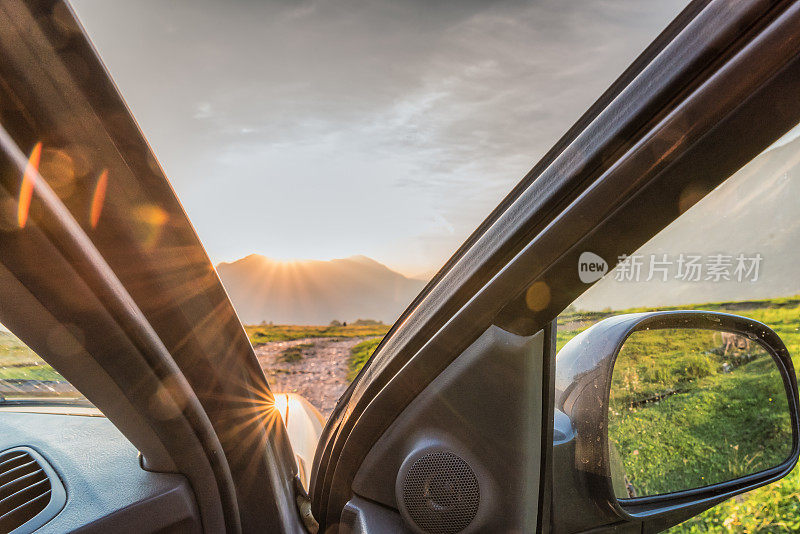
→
(0, 411, 200, 533)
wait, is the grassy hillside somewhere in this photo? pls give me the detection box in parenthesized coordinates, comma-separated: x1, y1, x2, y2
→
(610, 329, 790, 497)
(3, 296, 799, 530)
(558, 296, 800, 532)
(245, 323, 389, 345)
(347, 337, 383, 381)
(0, 331, 71, 396)
(0, 323, 390, 391)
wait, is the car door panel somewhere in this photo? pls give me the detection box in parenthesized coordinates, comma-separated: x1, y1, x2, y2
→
(340, 496, 413, 534)
(353, 326, 544, 532)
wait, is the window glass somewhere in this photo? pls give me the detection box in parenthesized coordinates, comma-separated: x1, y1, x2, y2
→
(70, 0, 689, 419)
(558, 122, 800, 531)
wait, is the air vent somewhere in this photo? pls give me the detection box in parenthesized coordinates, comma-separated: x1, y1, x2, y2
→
(0, 447, 65, 534)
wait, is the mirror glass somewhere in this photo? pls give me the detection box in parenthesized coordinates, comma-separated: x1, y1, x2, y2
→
(608, 328, 792, 499)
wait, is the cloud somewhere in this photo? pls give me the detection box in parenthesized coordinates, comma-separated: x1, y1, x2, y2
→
(193, 102, 213, 120)
(70, 0, 687, 272)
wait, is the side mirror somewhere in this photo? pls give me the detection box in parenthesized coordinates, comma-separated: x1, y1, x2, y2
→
(552, 311, 800, 534)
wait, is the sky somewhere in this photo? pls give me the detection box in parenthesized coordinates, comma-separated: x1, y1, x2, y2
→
(70, 0, 687, 277)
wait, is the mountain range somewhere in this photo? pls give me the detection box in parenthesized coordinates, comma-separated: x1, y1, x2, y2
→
(216, 254, 426, 325)
(219, 133, 800, 324)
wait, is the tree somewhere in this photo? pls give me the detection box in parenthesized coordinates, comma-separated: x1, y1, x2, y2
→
(353, 318, 383, 326)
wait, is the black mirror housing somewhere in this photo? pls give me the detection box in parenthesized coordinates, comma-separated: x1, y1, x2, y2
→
(552, 311, 800, 534)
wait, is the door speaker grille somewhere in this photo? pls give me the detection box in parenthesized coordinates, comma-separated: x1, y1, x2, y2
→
(400, 451, 479, 534)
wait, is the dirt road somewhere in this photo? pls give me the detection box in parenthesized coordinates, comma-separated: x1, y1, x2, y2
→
(254, 337, 367, 418)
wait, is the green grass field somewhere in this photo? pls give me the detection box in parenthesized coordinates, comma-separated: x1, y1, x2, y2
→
(2, 296, 799, 530)
(244, 323, 389, 345)
(0, 331, 64, 383)
(610, 330, 790, 496)
(0, 330, 72, 397)
(243, 323, 387, 382)
(347, 337, 383, 381)
(278, 343, 316, 363)
(558, 296, 800, 532)
(0, 331, 44, 366)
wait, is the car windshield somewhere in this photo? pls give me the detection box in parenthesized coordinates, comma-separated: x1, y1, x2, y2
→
(67, 1, 688, 416)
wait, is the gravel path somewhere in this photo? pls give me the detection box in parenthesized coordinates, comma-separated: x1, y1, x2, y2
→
(255, 337, 367, 418)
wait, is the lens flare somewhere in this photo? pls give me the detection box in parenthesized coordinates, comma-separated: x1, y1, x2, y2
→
(90, 169, 108, 228)
(18, 141, 42, 228)
(525, 280, 551, 312)
(134, 204, 169, 248)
